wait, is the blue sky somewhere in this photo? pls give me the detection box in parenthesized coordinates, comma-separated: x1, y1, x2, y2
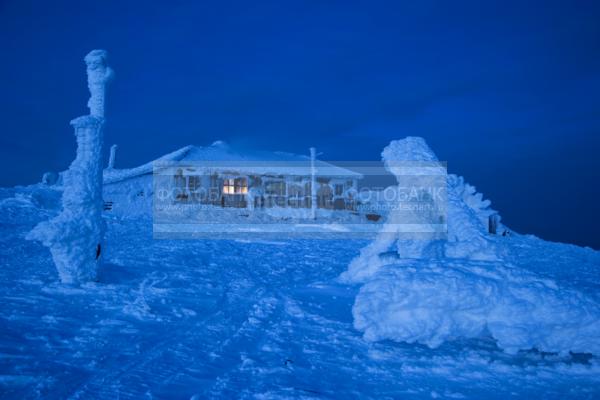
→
(1, 0, 599, 248)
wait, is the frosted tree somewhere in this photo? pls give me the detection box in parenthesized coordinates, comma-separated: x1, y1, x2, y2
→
(449, 174, 502, 232)
(84, 49, 114, 117)
(27, 50, 113, 284)
(341, 137, 495, 283)
(41, 171, 58, 186)
(342, 138, 600, 356)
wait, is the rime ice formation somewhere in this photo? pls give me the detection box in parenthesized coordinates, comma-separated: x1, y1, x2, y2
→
(84, 49, 114, 118)
(42, 171, 58, 186)
(452, 174, 500, 229)
(343, 137, 600, 355)
(27, 50, 111, 284)
(341, 137, 495, 284)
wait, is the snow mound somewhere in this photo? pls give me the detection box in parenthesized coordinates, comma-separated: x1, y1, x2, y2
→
(353, 261, 600, 355)
(345, 136, 600, 355)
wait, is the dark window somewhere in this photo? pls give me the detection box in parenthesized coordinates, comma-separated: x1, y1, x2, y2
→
(265, 181, 285, 196)
(188, 176, 200, 191)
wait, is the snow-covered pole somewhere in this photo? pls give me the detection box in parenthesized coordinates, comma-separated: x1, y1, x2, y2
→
(488, 214, 499, 234)
(310, 147, 317, 219)
(27, 49, 113, 285)
(108, 144, 117, 169)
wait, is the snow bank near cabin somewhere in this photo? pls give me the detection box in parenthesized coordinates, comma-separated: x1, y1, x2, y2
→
(353, 261, 600, 355)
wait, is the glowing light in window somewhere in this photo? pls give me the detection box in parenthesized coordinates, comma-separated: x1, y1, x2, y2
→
(223, 177, 248, 195)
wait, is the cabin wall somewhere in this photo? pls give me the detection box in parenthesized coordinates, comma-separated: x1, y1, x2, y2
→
(103, 174, 153, 216)
(104, 170, 360, 216)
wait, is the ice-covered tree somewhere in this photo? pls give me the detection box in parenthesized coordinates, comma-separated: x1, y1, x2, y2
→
(343, 137, 600, 356)
(449, 174, 500, 231)
(27, 50, 113, 284)
(341, 137, 496, 283)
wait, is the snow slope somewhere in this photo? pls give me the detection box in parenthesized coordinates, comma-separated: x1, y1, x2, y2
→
(1, 186, 599, 399)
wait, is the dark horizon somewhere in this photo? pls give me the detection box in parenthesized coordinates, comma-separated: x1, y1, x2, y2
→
(1, 0, 599, 249)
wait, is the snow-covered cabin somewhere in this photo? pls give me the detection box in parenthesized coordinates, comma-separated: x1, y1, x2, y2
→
(102, 141, 362, 216)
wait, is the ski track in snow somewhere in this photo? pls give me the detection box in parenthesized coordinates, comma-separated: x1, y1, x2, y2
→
(0, 187, 599, 399)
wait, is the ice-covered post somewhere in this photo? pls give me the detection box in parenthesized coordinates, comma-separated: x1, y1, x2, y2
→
(108, 144, 117, 169)
(310, 147, 317, 219)
(27, 50, 113, 284)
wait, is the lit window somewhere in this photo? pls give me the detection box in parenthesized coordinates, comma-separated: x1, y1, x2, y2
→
(223, 177, 247, 194)
(223, 179, 234, 194)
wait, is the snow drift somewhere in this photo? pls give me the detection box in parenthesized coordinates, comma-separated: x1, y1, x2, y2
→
(354, 261, 600, 355)
(344, 137, 600, 355)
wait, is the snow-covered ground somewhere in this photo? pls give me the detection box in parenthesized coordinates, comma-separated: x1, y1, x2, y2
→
(1, 186, 599, 399)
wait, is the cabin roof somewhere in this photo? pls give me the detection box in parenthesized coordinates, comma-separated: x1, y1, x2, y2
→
(104, 141, 361, 184)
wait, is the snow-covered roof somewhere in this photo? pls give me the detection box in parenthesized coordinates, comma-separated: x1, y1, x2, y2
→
(104, 141, 361, 184)
(103, 145, 194, 184)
